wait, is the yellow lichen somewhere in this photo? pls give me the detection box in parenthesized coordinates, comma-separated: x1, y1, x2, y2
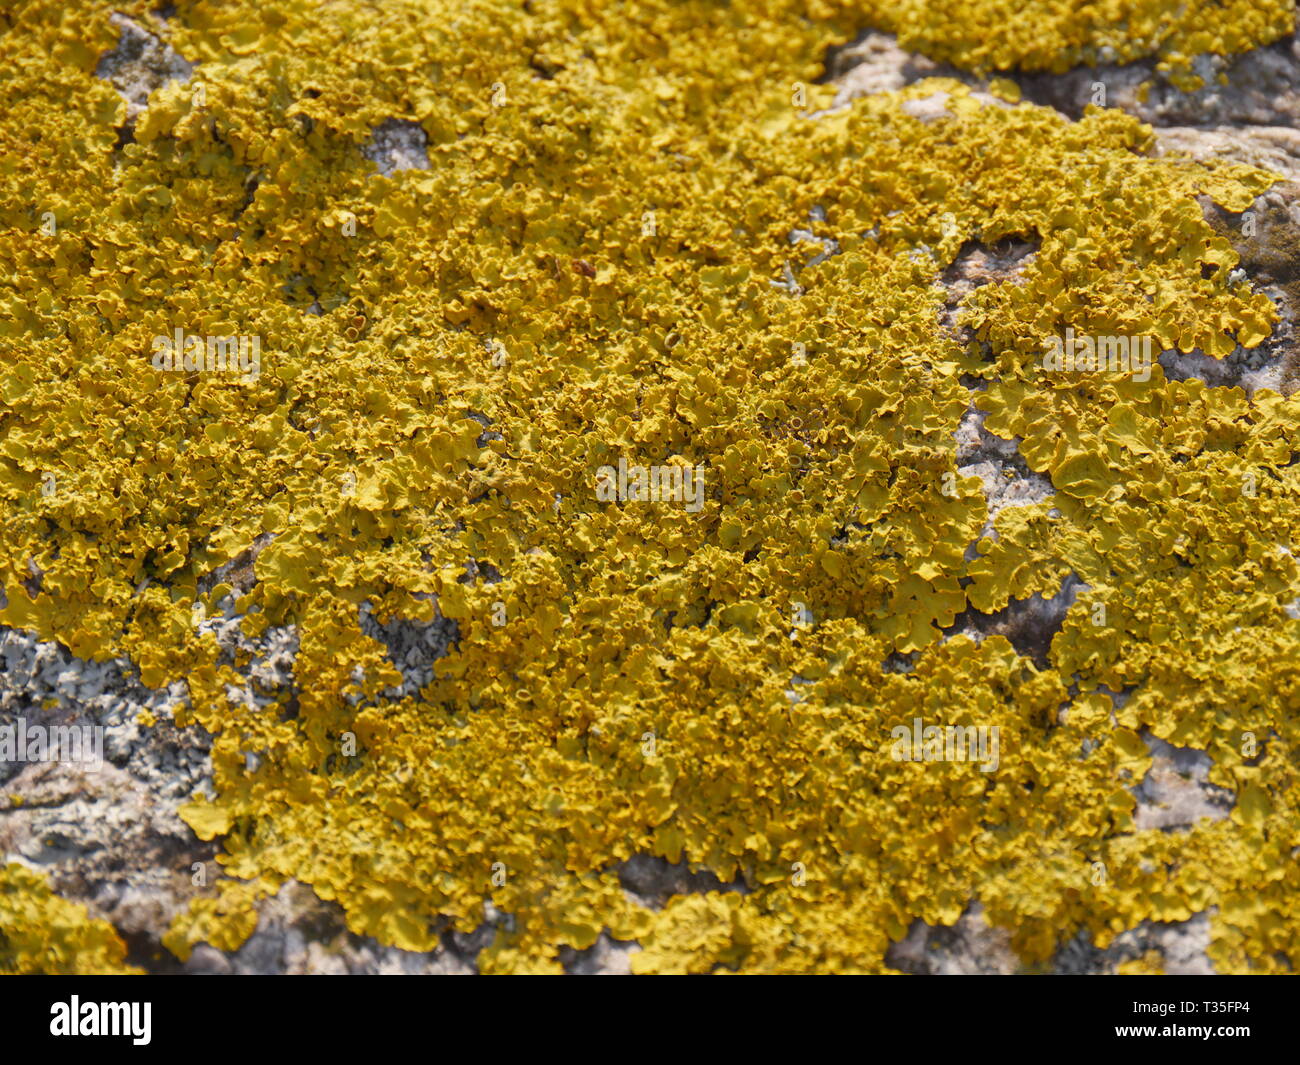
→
(1, 0, 1297, 974)
(0, 863, 140, 974)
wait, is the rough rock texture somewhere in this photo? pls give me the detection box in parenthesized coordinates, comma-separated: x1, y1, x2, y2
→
(828, 28, 1300, 132)
(943, 575, 1081, 668)
(559, 932, 638, 975)
(1156, 127, 1300, 181)
(943, 242, 1057, 547)
(184, 881, 476, 975)
(953, 403, 1055, 531)
(1132, 735, 1235, 833)
(1191, 178, 1300, 395)
(1054, 911, 1218, 975)
(93, 12, 194, 122)
(0, 627, 213, 968)
(891, 900, 1218, 975)
(824, 30, 950, 104)
(361, 118, 432, 176)
(617, 855, 751, 910)
(0, 605, 302, 969)
(886, 903, 1020, 975)
(939, 239, 1038, 342)
(358, 599, 459, 701)
(827, 24, 1290, 978)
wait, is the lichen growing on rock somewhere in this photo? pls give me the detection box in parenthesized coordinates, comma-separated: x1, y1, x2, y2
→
(0, 862, 140, 973)
(1, 0, 1297, 974)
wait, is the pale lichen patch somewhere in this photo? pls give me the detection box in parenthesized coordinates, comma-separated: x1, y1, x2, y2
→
(361, 118, 431, 176)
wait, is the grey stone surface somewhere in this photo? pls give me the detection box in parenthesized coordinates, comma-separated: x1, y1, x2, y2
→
(1132, 735, 1234, 832)
(1054, 912, 1217, 975)
(0, 626, 215, 967)
(616, 854, 750, 910)
(94, 12, 195, 122)
(357, 598, 460, 701)
(1015, 39, 1300, 128)
(15, 14, 1297, 979)
(943, 574, 1082, 667)
(206, 881, 477, 975)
